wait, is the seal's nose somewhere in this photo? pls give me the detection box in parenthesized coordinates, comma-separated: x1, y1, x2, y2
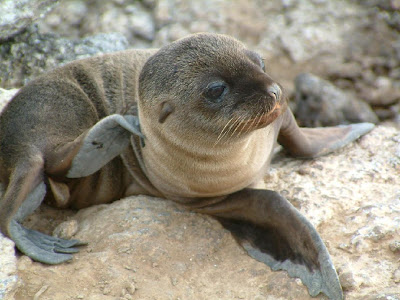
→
(267, 83, 281, 101)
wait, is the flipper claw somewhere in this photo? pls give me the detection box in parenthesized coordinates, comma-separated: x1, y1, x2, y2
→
(9, 220, 85, 264)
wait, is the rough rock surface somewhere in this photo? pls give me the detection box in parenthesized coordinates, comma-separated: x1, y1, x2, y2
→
(0, 89, 398, 299)
(0, 26, 129, 88)
(0, 233, 18, 300)
(0, 0, 59, 41)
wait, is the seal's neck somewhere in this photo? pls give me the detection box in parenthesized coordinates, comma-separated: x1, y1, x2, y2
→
(140, 120, 277, 199)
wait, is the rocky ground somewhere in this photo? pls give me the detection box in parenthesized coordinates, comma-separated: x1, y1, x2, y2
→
(0, 0, 399, 299)
(1, 121, 399, 300)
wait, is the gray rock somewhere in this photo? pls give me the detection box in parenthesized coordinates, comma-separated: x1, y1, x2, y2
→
(0, 26, 129, 88)
(0, 182, 18, 300)
(0, 0, 59, 41)
(0, 88, 18, 113)
(294, 73, 379, 127)
(0, 233, 18, 300)
(389, 241, 400, 253)
(38, 0, 155, 48)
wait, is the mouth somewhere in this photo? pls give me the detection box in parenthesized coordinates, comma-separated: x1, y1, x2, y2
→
(238, 98, 285, 131)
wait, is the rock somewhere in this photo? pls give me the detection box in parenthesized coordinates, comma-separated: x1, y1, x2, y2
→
(4, 122, 397, 299)
(0, 233, 18, 300)
(393, 268, 400, 283)
(38, 0, 155, 48)
(37, 0, 376, 64)
(359, 77, 400, 107)
(152, 0, 370, 62)
(294, 73, 379, 127)
(389, 240, 400, 253)
(339, 271, 357, 291)
(0, 88, 18, 112)
(0, 26, 128, 88)
(0, 0, 59, 41)
(368, 293, 400, 300)
(53, 220, 79, 239)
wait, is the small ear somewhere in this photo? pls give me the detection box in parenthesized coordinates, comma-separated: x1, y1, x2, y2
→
(67, 114, 143, 178)
(244, 49, 265, 71)
(158, 101, 175, 123)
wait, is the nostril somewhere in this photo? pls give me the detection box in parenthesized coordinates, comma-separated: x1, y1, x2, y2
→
(267, 83, 281, 101)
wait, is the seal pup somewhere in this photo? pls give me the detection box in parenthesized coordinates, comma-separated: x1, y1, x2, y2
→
(0, 33, 373, 300)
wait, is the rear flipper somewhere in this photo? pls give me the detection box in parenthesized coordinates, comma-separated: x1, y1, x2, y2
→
(278, 109, 374, 158)
(2, 114, 142, 264)
(0, 158, 85, 264)
(193, 189, 343, 300)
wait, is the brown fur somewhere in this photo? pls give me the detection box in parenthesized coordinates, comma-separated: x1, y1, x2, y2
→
(0, 49, 155, 212)
(137, 34, 285, 200)
(0, 33, 373, 299)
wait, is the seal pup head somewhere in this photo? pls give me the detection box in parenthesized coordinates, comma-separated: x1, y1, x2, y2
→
(138, 33, 286, 144)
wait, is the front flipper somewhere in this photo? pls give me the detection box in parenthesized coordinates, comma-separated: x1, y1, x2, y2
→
(278, 109, 374, 158)
(67, 114, 143, 178)
(194, 189, 343, 300)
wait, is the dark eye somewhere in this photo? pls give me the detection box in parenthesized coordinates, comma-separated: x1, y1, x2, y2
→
(203, 82, 227, 102)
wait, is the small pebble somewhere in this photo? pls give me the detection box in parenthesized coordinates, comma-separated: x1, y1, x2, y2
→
(53, 220, 79, 239)
(17, 255, 33, 271)
(339, 271, 357, 291)
(389, 241, 400, 253)
(393, 268, 400, 283)
(171, 277, 178, 286)
(102, 286, 111, 295)
(125, 282, 136, 294)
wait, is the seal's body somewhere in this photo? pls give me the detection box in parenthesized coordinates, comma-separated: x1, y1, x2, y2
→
(0, 50, 154, 209)
(0, 34, 374, 300)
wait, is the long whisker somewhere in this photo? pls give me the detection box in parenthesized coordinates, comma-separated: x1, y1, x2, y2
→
(244, 110, 262, 135)
(214, 93, 272, 143)
(214, 117, 236, 147)
(230, 115, 246, 139)
(221, 117, 241, 143)
(255, 111, 264, 130)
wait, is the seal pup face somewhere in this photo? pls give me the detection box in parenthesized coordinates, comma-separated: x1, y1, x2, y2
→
(138, 33, 286, 144)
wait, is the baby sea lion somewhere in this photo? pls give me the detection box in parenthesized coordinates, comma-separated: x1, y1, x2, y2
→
(0, 33, 374, 300)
